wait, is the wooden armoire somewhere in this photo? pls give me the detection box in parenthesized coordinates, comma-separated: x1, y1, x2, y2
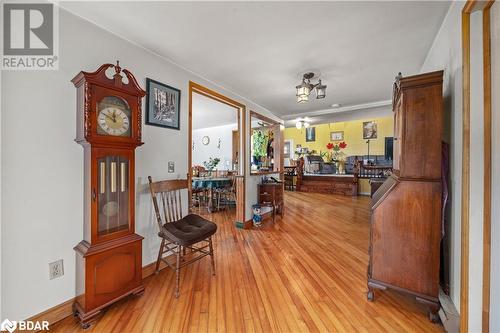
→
(367, 70, 443, 322)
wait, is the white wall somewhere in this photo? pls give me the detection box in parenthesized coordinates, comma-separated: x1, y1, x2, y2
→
(192, 123, 237, 170)
(422, 3, 493, 330)
(489, 2, 500, 331)
(420, 1, 463, 310)
(1, 8, 279, 321)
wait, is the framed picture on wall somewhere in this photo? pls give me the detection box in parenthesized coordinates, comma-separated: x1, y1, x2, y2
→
(330, 131, 344, 141)
(305, 127, 316, 142)
(284, 141, 291, 158)
(363, 121, 378, 139)
(146, 78, 181, 130)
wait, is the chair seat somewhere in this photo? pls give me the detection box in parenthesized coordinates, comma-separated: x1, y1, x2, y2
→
(161, 214, 217, 246)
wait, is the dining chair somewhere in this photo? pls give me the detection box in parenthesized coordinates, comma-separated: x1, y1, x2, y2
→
(191, 166, 208, 211)
(148, 176, 217, 297)
(215, 174, 236, 210)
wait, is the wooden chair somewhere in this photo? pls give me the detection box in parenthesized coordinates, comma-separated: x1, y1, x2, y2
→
(191, 166, 208, 211)
(148, 176, 217, 297)
(215, 173, 236, 210)
(284, 166, 296, 191)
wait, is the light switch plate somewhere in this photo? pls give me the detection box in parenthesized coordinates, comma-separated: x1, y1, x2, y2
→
(49, 259, 64, 280)
(168, 161, 175, 173)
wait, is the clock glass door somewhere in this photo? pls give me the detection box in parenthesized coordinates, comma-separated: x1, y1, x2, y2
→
(97, 155, 130, 236)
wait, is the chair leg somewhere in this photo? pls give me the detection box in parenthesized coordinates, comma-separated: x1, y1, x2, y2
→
(155, 239, 165, 274)
(175, 245, 181, 298)
(208, 237, 216, 276)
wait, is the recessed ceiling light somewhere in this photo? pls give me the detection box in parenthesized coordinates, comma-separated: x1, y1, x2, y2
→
(331, 103, 341, 108)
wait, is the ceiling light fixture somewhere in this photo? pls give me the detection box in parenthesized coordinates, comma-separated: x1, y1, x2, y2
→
(295, 72, 327, 103)
(295, 119, 310, 129)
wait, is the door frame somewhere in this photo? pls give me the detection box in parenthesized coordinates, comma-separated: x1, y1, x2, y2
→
(188, 81, 246, 224)
(461, 1, 494, 331)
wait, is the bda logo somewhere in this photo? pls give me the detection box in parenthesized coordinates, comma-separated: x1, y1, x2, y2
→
(0, 319, 17, 333)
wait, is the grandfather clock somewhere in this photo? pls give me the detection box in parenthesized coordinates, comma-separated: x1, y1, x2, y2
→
(72, 62, 145, 328)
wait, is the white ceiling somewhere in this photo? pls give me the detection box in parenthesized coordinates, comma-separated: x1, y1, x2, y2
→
(192, 92, 238, 130)
(61, 1, 450, 119)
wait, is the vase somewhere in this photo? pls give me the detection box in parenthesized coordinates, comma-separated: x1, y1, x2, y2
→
(338, 161, 346, 174)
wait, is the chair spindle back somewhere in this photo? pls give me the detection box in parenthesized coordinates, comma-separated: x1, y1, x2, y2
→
(148, 176, 188, 232)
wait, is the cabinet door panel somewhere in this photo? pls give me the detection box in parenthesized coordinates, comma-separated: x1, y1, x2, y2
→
(85, 241, 142, 310)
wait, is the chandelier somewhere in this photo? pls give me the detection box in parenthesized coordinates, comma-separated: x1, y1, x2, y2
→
(295, 72, 327, 103)
(295, 119, 310, 129)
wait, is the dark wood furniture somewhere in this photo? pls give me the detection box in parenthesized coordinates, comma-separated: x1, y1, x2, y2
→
(284, 166, 296, 191)
(148, 177, 217, 297)
(355, 161, 394, 197)
(258, 182, 284, 221)
(72, 62, 145, 328)
(296, 158, 358, 196)
(369, 178, 385, 197)
(367, 70, 443, 322)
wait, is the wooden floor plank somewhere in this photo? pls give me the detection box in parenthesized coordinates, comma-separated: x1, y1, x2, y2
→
(51, 192, 443, 332)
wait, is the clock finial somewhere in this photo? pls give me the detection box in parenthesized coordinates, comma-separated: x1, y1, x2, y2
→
(115, 60, 121, 75)
(113, 61, 123, 86)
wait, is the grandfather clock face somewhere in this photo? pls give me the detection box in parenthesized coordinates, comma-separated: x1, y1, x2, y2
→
(97, 96, 131, 137)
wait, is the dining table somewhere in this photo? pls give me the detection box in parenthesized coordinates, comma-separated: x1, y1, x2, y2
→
(192, 177, 232, 212)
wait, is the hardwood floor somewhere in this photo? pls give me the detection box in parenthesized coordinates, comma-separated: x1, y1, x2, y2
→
(52, 192, 443, 332)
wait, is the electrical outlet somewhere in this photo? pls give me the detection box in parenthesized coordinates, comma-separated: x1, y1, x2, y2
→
(49, 259, 64, 280)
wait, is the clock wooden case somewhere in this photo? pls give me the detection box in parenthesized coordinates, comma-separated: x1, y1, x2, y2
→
(71, 62, 145, 328)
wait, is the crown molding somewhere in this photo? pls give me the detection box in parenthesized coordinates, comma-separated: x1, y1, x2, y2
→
(282, 100, 392, 120)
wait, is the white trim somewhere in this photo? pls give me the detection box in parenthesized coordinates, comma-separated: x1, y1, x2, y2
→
(0, 61, 2, 320)
(282, 100, 392, 120)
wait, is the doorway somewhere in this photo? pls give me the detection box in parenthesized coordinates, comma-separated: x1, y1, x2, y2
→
(188, 82, 246, 224)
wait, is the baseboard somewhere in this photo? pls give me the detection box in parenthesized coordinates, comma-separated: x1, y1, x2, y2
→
(141, 257, 170, 279)
(28, 257, 173, 328)
(27, 297, 76, 328)
(240, 209, 277, 229)
(236, 219, 253, 229)
(438, 288, 459, 332)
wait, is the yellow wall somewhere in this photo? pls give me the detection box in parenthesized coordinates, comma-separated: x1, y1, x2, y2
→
(284, 116, 394, 158)
(285, 116, 393, 195)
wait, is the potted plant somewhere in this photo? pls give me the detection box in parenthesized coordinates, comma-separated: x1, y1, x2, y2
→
(203, 157, 221, 176)
(252, 129, 269, 166)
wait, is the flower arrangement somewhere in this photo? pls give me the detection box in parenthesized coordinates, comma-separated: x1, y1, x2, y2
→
(326, 141, 347, 162)
(203, 157, 221, 172)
